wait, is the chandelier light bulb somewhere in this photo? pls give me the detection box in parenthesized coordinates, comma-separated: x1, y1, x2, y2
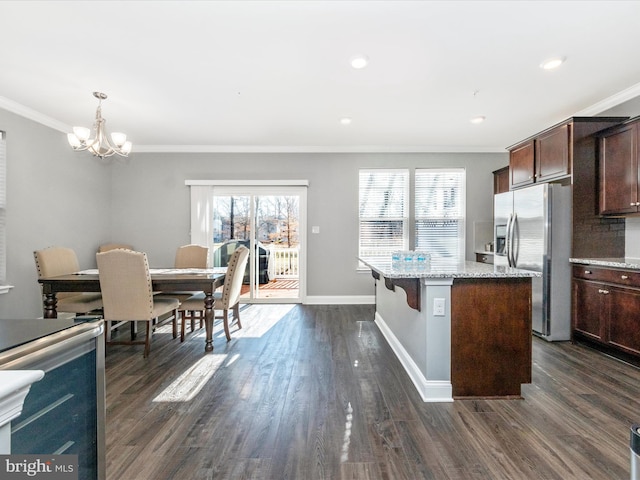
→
(111, 132, 127, 147)
(67, 133, 81, 148)
(72, 126, 91, 142)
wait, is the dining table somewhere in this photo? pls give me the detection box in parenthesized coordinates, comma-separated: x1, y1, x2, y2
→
(37, 268, 226, 352)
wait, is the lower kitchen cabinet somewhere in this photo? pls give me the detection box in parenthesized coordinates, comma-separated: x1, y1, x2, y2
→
(573, 278, 606, 341)
(572, 265, 640, 358)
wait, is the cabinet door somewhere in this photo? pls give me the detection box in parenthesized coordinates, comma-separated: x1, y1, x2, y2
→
(572, 279, 606, 341)
(536, 124, 570, 182)
(599, 123, 638, 215)
(607, 286, 640, 356)
(493, 166, 509, 194)
(510, 141, 535, 189)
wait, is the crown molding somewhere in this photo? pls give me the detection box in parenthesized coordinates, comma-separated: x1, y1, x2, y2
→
(0, 97, 69, 133)
(574, 81, 640, 116)
(133, 144, 507, 154)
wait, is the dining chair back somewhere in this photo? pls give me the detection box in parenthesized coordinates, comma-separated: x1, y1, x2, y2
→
(96, 249, 180, 357)
(167, 244, 210, 339)
(98, 243, 133, 253)
(34, 246, 102, 314)
(179, 245, 250, 342)
(175, 244, 209, 269)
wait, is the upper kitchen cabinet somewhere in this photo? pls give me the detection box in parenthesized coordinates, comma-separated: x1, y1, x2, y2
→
(509, 141, 536, 188)
(507, 117, 627, 191)
(508, 123, 570, 189)
(598, 118, 640, 215)
(536, 124, 571, 182)
(492, 166, 509, 194)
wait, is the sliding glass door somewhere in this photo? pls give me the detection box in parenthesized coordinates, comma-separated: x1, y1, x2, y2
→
(211, 186, 305, 303)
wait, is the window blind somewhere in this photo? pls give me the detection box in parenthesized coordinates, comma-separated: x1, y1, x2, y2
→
(358, 169, 409, 262)
(415, 168, 465, 265)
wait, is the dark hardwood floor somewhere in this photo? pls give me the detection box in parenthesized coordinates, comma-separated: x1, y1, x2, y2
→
(105, 304, 638, 479)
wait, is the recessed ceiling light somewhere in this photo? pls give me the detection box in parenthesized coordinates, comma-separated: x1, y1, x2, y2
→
(470, 116, 486, 124)
(350, 55, 369, 69)
(340, 117, 352, 125)
(540, 56, 566, 70)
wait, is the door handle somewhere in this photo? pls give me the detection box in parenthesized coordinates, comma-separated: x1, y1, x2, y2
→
(511, 213, 520, 267)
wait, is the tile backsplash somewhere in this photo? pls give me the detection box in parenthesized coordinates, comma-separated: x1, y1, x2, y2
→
(626, 217, 640, 258)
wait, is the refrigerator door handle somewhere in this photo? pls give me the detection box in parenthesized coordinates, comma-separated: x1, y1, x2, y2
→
(511, 213, 519, 267)
(505, 213, 513, 267)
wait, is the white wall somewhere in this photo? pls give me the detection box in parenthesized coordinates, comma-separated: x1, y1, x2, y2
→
(109, 151, 506, 298)
(0, 109, 111, 319)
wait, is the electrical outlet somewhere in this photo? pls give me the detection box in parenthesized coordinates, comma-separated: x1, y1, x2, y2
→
(433, 298, 445, 316)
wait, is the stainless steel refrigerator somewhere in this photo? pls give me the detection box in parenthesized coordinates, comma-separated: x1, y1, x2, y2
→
(494, 183, 572, 341)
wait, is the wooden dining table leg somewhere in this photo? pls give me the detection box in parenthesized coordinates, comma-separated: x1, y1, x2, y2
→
(204, 291, 215, 352)
(43, 293, 58, 318)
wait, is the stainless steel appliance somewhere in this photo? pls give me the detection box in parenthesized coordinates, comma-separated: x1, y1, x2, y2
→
(0, 317, 105, 480)
(631, 424, 640, 480)
(494, 183, 572, 340)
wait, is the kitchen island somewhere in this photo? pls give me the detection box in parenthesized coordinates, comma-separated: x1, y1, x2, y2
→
(360, 258, 540, 402)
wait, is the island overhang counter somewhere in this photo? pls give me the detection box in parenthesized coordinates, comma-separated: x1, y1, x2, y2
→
(359, 258, 541, 402)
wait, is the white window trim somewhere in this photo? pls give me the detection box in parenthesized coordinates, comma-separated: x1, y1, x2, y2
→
(0, 131, 10, 293)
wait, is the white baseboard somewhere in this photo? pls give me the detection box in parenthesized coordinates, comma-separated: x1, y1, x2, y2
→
(374, 311, 453, 403)
(305, 295, 374, 305)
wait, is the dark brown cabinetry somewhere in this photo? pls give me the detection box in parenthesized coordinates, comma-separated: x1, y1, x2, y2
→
(509, 140, 536, 188)
(572, 265, 640, 358)
(508, 124, 571, 189)
(451, 278, 532, 397)
(493, 166, 509, 194)
(599, 120, 640, 215)
(475, 252, 493, 264)
(536, 124, 571, 182)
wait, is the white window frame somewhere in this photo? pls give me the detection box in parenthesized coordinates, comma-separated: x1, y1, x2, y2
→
(0, 131, 8, 292)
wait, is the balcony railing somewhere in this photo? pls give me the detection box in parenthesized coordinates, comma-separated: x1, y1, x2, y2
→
(267, 245, 299, 279)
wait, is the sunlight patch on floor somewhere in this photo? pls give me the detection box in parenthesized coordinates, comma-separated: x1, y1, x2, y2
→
(239, 304, 296, 338)
(152, 353, 227, 402)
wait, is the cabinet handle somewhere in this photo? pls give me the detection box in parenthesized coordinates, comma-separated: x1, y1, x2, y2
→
(621, 275, 629, 280)
(598, 289, 610, 294)
(584, 270, 592, 274)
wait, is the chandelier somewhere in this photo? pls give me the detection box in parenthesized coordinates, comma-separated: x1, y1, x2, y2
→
(67, 92, 132, 158)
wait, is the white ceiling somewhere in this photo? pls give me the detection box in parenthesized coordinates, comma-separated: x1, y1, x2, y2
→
(1, 0, 640, 153)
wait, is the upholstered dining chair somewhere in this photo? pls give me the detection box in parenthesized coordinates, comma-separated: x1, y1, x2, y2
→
(98, 243, 133, 253)
(34, 246, 103, 315)
(174, 244, 209, 269)
(179, 245, 249, 342)
(158, 244, 210, 340)
(96, 249, 180, 358)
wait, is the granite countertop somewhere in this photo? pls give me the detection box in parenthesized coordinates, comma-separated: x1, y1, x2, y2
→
(570, 257, 640, 270)
(359, 258, 540, 279)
